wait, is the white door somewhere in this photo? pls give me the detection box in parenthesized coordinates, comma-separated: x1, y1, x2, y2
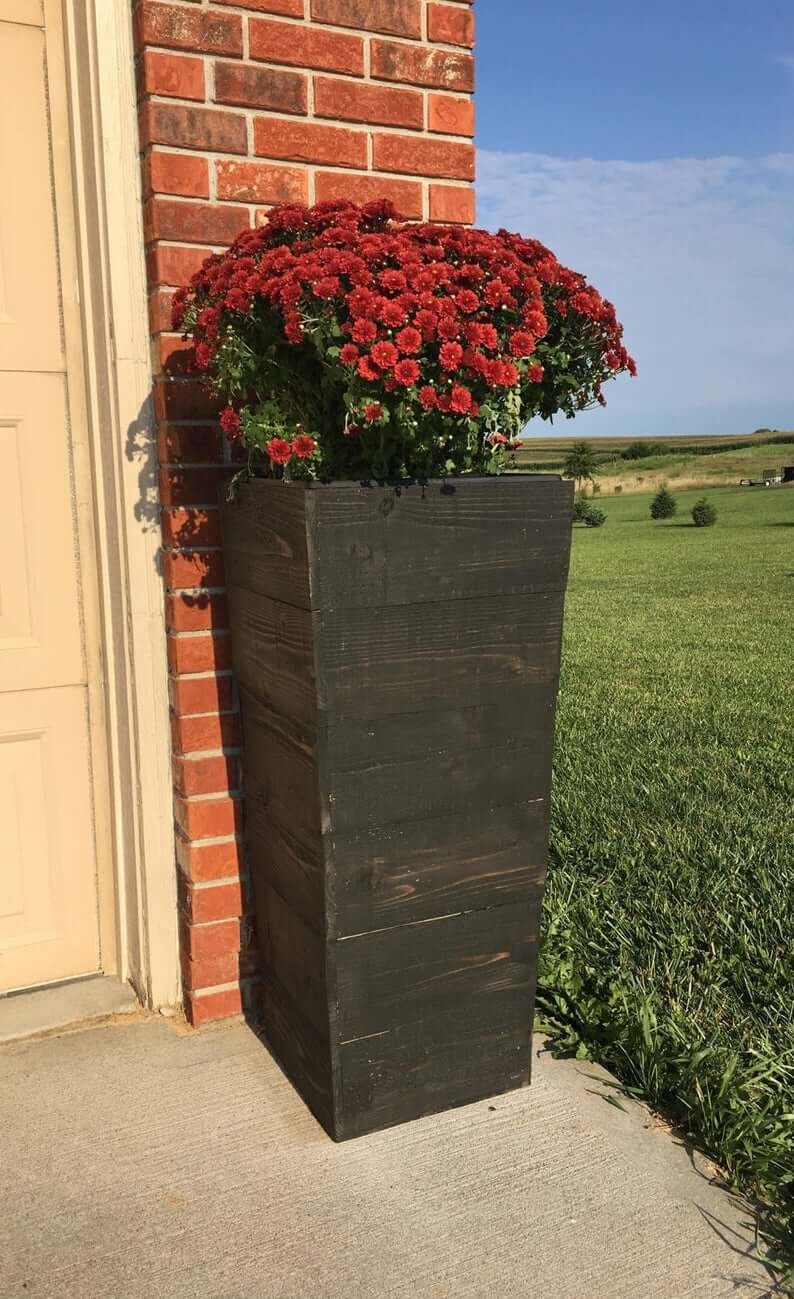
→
(0, 0, 102, 990)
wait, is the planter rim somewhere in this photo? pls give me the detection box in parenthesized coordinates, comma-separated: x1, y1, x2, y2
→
(237, 473, 566, 491)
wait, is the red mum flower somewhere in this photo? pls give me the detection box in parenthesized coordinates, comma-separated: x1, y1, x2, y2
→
(455, 289, 480, 314)
(380, 300, 407, 328)
(266, 437, 293, 466)
(219, 405, 241, 439)
(449, 384, 473, 414)
(395, 326, 422, 355)
(339, 343, 360, 366)
(479, 324, 498, 351)
(292, 434, 317, 458)
(357, 355, 381, 381)
(510, 330, 535, 357)
(418, 385, 438, 409)
(527, 363, 544, 383)
(347, 287, 379, 317)
(380, 268, 407, 293)
(194, 342, 213, 370)
(437, 314, 461, 341)
(439, 341, 463, 372)
(415, 309, 438, 338)
(314, 275, 340, 300)
(371, 340, 398, 369)
(393, 358, 420, 386)
(352, 318, 378, 345)
(363, 402, 383, 422)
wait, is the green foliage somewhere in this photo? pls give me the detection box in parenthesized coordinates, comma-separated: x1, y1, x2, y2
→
(572, 495, 591, 523)
(583, 506, 607, 527)
(541, 487, 794, 1284)
(650, 486, 677, 519)
(692, 497, 717, 527)
(622, 439, 669, 460)
(563, 441, 600, 492)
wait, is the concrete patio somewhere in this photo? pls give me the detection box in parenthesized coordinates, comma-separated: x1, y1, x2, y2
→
(0, 1015, 777, 1299)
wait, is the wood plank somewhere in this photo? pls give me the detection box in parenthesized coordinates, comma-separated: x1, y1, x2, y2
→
(221, 480, 311, 607)
(257, 885, 328, 1037)
(337, 1013, 530, 1139)
(315, 591, 565, 720)
(322, 685, 555, 773)
(310, 476, 573, 609)
(227, 585, 316, 726)
(335, 899, 537, 1042)
(330, 804, 546, 937)
(260, 976, 336, 1137)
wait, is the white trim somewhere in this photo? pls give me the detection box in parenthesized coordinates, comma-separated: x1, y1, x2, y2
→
(60, 0, 181, 1008)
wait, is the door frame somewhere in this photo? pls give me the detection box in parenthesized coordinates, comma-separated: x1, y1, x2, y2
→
(48, 0, 181, 1008)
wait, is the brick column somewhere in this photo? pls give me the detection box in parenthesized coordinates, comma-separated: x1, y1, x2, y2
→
(132, 0, 476, 1027)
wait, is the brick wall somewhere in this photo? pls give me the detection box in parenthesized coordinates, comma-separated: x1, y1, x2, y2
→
(132, 0, 476, 1027)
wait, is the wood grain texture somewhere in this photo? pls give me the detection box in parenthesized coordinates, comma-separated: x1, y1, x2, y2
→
(222, 476, 573, 1139)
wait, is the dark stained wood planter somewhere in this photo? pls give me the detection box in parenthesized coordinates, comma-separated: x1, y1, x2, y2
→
(221, 475, 573, 1140)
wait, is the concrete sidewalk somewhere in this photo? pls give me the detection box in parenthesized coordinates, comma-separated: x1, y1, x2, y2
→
(0, 1017, 776, 1299)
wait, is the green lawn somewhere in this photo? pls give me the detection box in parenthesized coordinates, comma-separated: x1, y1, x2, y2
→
(540, 485, 794, 1277)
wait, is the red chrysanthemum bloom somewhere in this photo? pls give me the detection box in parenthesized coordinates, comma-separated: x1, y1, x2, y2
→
(455, 289, 480, 315)
(418, 385, 438, 409)
(437, 314, 461, 341)
(527, 363, 544, 383)
(266, 437, 293, 466)
(395, 326, 422, 355)
(363, 402, 382, 422)
(380, 268, 407, 293)
(510, 331, 535, 357)
(449, 384, 473, 414)
(352, 318, 378, 345)
(371, 340, 399, 370)
(439, 341, 463, 372)
(313, 275, 340, 300)
(339, 343, 360, 366)
(292, 434, 317, 458)
(393, 358, 420, 386)
(219, 405, 241, 439)
(380, 300, 407, 328)
(357, 355, 381, 381)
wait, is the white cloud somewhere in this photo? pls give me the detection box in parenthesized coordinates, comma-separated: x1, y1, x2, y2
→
(477, 150, 794, 436)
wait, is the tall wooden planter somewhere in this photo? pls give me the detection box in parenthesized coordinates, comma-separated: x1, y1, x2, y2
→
(221, 475, 573, 1140)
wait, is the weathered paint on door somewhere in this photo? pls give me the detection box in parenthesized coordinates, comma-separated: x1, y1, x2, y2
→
(0, 0, 101, 990)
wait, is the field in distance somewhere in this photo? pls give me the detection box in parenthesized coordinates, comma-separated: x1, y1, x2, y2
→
(515, 429, 794, 495)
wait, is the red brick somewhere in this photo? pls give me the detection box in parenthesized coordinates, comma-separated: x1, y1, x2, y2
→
(428, 92, 474, 137)
(159, 465, 228, 506)
(313, 76, 423, 129)
(215, 0, 302, 12)
(149, 288, 177, 334)
(216, 160, 308, 204)
(427, 2, 475, 47)
(253, 118, 367, 169)
(167, 632, 232, 674)
(145, 197, 250, 247)
(370, 39, 474, 91)
(144, 151, 210, 199)
(184, 916, 244, 962)
(171, 709, 241, 753)
(163, 549, 226, 590)
(180, 878, 244, 923)
(214, 60, 307, 114)
(157, 421, 223, 463)
(154, 379, 221, 420)
(315, 170, 423, 219)
(186, 986, 243, 1025)
(174, 753, 240, 798)
(177, 835, 244, 882)
(140, 50, 205, 101)
(429, 182, 474, 224)
(249, 17, 364, 76)
(175, 795, 241, 839)
(162, 507, 223, 548)
(157, 334, 197, 378)
(169, 673, 234, 717)
(135, 3, 243, 57)
(310, 0, 420, 38)
(140, 102, 248, 155)
(182, 949, 253, 992)
(373, 133, 474, 180)
(147, 243, 214, 289)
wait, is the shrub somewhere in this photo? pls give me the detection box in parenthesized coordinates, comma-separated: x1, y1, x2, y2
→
(174, 198, 635, 481)
(650, 486, 677, 519)
(584, 507, 607, 527)
(692, 497, 717, 527)
(622, 439, 669, 460)
(572, 495, 591, 522)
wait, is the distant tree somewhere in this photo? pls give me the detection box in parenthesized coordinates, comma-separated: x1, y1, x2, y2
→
(622, 440, 669, 460)
(650, 486, 677, 519)
(691, 497, 717, 527)
(563, 441, 599, 494)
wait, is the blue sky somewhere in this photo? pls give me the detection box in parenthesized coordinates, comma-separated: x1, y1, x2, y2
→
(474, 0, 794, 437)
